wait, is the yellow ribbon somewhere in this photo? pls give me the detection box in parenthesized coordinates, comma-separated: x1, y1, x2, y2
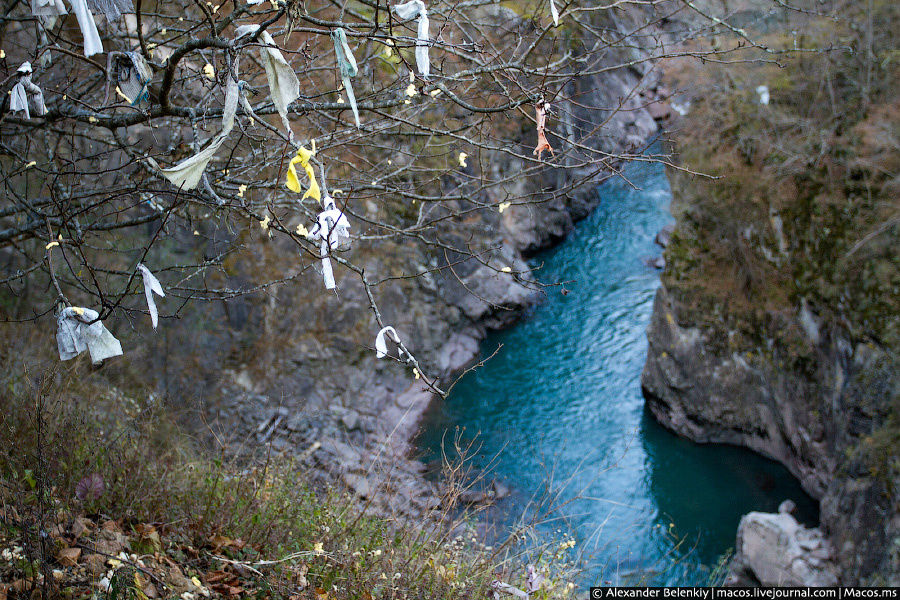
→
(285, 145, 321, 202)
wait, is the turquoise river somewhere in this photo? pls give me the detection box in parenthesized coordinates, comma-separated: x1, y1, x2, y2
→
(414, 149, 818, 586)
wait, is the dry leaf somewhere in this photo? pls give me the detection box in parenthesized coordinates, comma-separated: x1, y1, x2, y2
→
(101, 519, 121, 533)
(57, 547, 81, 566)
(71, 516, 94, 538)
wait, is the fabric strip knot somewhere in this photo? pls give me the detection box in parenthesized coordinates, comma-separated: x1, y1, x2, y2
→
(106, 51, 153, 105)
(392, 0, 430, 78)
(285, 145, 321, 202)
(307, 196, 351, 290)
(331, 28, 361, 128)
(375, 326, 402, 359)
(137, 263, 165, 328)
(56, 307, 123, 365)
(9, 62, 47, 120)
(533, 100, 554, 160)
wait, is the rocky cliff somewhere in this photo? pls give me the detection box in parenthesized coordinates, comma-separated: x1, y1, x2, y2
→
(640, 0, 899, 582)
(642, 285, 899, 584)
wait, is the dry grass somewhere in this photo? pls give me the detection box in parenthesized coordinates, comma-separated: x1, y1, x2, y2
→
(0, 359, 583, 600)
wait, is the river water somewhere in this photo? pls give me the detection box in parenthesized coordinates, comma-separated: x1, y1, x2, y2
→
(415, 150, 818, 586)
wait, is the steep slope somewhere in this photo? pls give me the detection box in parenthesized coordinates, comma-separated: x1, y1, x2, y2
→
(641, 0, 899, 584)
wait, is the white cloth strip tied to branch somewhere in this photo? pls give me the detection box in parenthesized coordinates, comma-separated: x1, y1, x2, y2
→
(57, 307, 123, 364)
(331, 28, 360, 128)
(236, 24, 301, 141)
(307, 195, 351, 290)
(9, 63, 47, 120)
(152, 63, 240, 190)
(392, 0, 430, 78)
(31, 0, 65, 31)
(375, 326, 402, 359)
(137, 263, 165, 328)
(31, 0, 66, 16)
(69, 0, 104, 56)
(549, 0, 559, 26)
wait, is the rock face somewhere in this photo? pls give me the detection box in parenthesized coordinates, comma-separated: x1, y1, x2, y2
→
(641, 285, 900, 584)
(726, 509, 838, 586)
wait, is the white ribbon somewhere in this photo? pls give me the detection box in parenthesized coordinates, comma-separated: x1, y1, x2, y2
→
(236, 25, 301, 141)
(375, 326, 401, 359)
(549, 0, 559, 26)
(307, 196, 351, 290)
(392, 0, 430, 78)
(56, 307, 123, 364)
(137, 263, 165, 328)
(70, 0, 103, 56)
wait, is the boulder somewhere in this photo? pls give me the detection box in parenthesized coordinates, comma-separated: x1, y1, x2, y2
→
(726, 511, 839, 587)
(655, 223, 674, 248)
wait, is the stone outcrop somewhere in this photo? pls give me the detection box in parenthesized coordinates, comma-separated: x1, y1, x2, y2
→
(726, 507, 838, 587)
(642, 285, 900, 584)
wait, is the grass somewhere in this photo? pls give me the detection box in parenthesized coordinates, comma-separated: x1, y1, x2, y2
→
(0, 361, 582, 600)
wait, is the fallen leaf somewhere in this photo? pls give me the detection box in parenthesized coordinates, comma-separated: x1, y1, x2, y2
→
(57, 547, 81, 567)
(71, 516, 94, 538)
(208, 535, 235, 552)
(101, 519, 121, 533)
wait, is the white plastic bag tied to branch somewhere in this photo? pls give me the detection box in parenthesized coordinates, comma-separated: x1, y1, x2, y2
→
(153, 66, 240, 190)
(236, 24, 301, 141)
(392, 0, 430, 78)
(375, 326, 402, 359)
(9, 63, 47, 120)
(331, 28, 360, 128)
(69, 0, 103, 56)
(31, 0, 64, 34)
(56, 307, 123, 365)
(137, 263, 165, 328)
(307, 196, 351, 290)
